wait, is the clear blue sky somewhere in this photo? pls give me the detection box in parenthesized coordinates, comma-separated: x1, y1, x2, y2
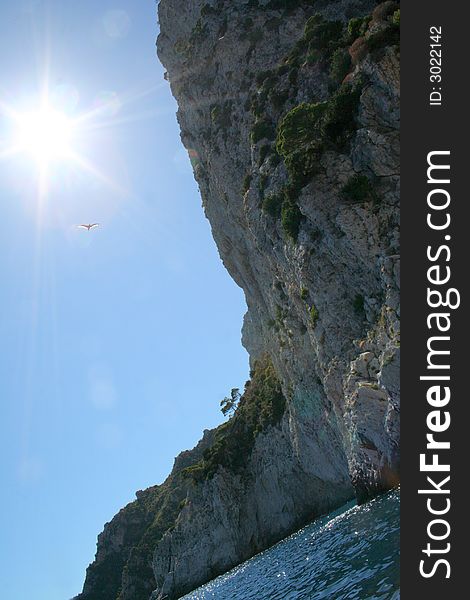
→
(0, 2, 249, 599)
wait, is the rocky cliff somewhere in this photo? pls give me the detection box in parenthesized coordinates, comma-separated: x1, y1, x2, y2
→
(76, 1, 400, 598)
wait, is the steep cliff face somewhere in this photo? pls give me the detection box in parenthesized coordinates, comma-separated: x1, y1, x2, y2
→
(76, 1, 400, 599)
(75, 430, 217, 600)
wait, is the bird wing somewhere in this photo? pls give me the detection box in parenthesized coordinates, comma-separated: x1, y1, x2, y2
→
(77, 223, 99, 230)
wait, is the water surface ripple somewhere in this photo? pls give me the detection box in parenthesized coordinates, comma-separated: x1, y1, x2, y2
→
(181, 489, 400, 600)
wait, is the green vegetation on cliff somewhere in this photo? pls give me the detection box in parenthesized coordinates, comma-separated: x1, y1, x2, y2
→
(309, 304, 319, 326)
(80, 360, 285, 598)
(341, 174, 377, 204)
(276, 82, 362, 188)
(184, 356, 286, 482)
(251, 4, 400, 242)
(77, 477, 188, 600)
(252, 11, 372, 241)
(76, 442, 213, 600)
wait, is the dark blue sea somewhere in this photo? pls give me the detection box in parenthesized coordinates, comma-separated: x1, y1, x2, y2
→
(181, 489, 400, 600)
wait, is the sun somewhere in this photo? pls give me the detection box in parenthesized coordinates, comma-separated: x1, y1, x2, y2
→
(16, 107, 75, 164)
(0, 79, 138, 215)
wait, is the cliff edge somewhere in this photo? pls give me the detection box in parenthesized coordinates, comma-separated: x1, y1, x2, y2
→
(76, 1, 400, 598)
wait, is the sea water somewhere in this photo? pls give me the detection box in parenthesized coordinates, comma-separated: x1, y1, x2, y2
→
(181, 489, 400, 600)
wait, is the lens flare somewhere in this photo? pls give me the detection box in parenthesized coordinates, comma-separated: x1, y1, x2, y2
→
(93, 90, 122, 118)
(103, 9, 130, 39)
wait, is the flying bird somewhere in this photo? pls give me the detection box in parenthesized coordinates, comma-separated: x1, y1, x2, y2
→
(77, 223, 99, 231)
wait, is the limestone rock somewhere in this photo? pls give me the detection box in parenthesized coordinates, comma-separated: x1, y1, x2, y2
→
(77, 1, 400, 598)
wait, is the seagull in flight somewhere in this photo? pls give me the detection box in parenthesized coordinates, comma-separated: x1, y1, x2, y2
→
(77, 223, 99, 231)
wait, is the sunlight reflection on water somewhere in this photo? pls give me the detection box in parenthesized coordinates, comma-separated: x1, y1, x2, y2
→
(182, 489, 400, 600)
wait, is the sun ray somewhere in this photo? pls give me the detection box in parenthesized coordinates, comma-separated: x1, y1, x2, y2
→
(0, 144, 23, 161)
(66, 149, 128, 197)
(0, 63, 156, 227)
(77, 107, 173, 134)
(0, 99, 23, 122)
(20, 187, 45, 472)
(73, 81, 165, 129)
(1, 94, 127, 207)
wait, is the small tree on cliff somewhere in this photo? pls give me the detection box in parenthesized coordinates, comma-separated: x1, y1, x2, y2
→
(220, 388, 241, 418)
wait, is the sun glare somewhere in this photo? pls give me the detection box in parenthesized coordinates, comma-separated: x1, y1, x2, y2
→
(0, 78, 155, 216)
(17, 108, 74, 163)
